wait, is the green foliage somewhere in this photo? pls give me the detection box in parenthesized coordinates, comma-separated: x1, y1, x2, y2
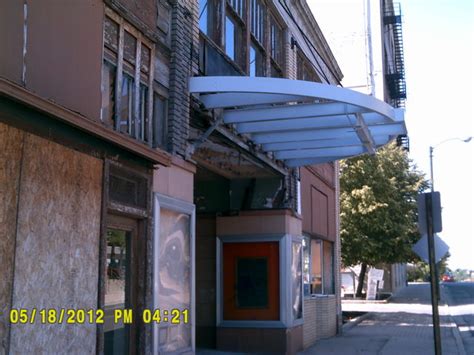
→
(406, 253, 451, 282)
(340, 142, 429, 268)
(407, 262, 430, 282)
(453, 268, 470, 281)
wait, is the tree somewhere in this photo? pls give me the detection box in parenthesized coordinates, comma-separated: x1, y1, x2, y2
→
(407, 253, 451, 282)
(340, 142, 429, 297)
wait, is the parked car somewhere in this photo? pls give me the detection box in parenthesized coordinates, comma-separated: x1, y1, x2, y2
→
(442, 273, 455, 282)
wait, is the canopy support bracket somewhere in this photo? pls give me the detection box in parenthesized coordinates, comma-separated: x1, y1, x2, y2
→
(355, 113, 376, 154)
(185, 109, 224, 159)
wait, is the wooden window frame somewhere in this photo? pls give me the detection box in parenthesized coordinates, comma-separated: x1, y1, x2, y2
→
(224, 3, 246, 69)
(104, 214, 140, 355)
(297, 49, 321, 83)
(97, 160, 152, 354)
(103, 8, 155, 147)
(198, 0, 287, 78)
(269, 14, 284, 77)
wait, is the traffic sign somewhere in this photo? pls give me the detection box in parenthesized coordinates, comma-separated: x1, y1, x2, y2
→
(417, 192, 442, 234)
(412, 234, 449, 264)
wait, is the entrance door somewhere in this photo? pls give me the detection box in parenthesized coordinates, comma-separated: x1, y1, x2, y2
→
(104, 215, 139, 355)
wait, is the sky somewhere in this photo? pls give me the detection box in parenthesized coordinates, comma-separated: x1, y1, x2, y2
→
(308, 0, 474, 270)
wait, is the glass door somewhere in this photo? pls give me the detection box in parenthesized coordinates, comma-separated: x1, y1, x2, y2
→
(104, 215, 138, 355)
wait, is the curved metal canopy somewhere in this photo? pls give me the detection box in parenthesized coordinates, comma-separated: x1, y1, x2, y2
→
(189, 76, 406, 167)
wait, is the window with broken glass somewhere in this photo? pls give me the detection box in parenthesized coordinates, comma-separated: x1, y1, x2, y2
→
(102, 9, 167, 149)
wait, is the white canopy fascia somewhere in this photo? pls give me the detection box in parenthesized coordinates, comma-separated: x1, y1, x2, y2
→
(189, 76, 407, 168)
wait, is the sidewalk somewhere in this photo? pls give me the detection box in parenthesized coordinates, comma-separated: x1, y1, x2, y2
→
(300, 283, 466, 355)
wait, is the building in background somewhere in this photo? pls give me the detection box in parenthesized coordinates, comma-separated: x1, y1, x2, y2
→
(0, 0, 405, 353)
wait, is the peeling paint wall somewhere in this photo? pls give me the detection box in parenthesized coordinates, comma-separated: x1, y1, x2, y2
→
(0, 123, 24, 354)
(0, 123, 103, 353)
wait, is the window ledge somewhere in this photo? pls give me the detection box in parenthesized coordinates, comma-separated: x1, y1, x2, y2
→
(0, 78, 171, 166)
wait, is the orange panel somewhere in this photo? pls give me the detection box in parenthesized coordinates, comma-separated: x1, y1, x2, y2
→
(223, 242, 279, 320)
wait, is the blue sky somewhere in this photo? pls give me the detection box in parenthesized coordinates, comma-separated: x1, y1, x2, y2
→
(309, 0, 474, 270)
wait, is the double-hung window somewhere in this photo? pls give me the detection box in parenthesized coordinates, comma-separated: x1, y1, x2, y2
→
(225, 0, 245, 69)
(270, 15, 284, 77)
(102, 8, 167, 149)
(198, 0, 285, 78)
(297, 50, 321, 83)
(249, 0, 266, 77)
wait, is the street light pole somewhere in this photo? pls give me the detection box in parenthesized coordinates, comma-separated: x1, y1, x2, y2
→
(429, 146, 435, 192)
(426, 136, 472, 355)
(429, 136, 473, 192)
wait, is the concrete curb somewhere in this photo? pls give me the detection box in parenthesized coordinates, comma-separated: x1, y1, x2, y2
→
(342, 294, 393, 304)
(342, 311, 371, 332)
(442, 286, 467, 355)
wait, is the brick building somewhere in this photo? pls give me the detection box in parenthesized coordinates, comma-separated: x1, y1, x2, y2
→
(0, 0, 405, 353)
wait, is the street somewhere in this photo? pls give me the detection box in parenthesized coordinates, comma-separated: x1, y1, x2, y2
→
(444, 282, 474, 354)
(301, 282, 474, 355)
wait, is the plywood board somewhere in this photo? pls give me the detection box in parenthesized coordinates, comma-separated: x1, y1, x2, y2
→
(0, 123, 25, 353)
(9, 133, 103, 353)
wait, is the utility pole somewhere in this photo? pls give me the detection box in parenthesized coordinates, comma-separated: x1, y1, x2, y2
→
(366, 0, 376, 96)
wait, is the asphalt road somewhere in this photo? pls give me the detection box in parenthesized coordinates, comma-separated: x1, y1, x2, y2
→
(443, 281, 474, 354)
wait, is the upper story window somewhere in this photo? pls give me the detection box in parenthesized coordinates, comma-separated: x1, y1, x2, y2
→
(102, 8, 167, 149)
(199, 0, 209, 35)
(250, 0, 265, 44)
(199, 0, 285, 78)
(225, 0, 245, 67)
(229, 0, 244, 18)
(297, 50, 321, 83)
(270, 14, 284, 77)
(250, 0, 266, 77)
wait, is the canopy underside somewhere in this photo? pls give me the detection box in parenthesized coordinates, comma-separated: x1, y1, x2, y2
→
(189, 77, 407, 168)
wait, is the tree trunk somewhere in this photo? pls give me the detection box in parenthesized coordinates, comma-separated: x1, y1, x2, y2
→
(356, 263, 368, 298)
